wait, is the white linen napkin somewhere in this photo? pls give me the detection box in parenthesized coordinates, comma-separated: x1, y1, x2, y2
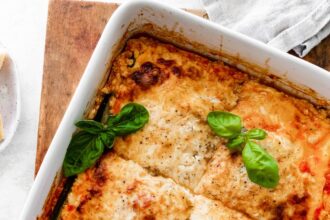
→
(201, 0, 330, 57)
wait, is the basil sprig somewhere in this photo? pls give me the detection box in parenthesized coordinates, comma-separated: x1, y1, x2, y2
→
(207, 111, 279, 188)
(63, 103, 149, 177)
(243, 141, 279, 188)
(107, 103, 150, 136)
(207, 112, 242, 139)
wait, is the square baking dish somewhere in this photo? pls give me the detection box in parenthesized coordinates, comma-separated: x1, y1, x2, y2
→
(20, 0, 330, 219)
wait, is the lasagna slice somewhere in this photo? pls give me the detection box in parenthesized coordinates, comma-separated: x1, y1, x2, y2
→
(195, 81, 330, 219)
(103, 37, 248, 189)
(60, 152, 250, 220)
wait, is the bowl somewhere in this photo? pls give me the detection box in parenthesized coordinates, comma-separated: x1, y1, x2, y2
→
(0, 43, 21, 152)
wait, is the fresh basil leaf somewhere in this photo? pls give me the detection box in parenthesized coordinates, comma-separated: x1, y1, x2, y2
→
(100, 131, 115, 148)
(246, 128, 267, 140)
(63, 131, 104, 177)
(107, 115, 116, 126)
(227, 134, 245, 152)
(107, 103, 149, 136)
(207, 111, 242, 139)
(242, 141, 279, 188)
(75, 120, 104, 134)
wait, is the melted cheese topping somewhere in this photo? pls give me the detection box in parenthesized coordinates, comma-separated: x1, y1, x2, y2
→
(196, 81, 330, 219)
(114, 77, 229, 189)
(108, 37, 247, 189)
(59, 37, 330, 219)
(60, 153, 250, 220)
(191, 195, 250, 220)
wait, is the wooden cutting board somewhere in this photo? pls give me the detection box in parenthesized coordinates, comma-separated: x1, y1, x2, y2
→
(35, 0, 330, 175)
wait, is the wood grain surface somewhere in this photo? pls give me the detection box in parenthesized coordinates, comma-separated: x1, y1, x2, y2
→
(36, 0, 118, 174)
(35, 0, 330, 174)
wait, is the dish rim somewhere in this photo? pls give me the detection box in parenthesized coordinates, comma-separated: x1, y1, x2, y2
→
(20, 0, 330, 219)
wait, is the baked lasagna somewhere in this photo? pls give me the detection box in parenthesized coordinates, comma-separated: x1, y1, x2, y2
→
(50, 37, 330, 219)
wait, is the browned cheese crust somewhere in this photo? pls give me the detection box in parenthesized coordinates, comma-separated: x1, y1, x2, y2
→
(59, 37, 330, 220)
(195, 81, 330, 219)
(60, 153, 250, 220)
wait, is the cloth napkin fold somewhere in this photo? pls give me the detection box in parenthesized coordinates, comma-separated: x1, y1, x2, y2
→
(201, 0, 330, 57)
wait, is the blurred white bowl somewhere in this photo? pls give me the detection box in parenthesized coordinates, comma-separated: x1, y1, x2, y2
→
(0, 43, 21, 152)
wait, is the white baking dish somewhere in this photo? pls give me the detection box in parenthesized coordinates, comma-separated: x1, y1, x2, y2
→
(20, 0, 330, 219)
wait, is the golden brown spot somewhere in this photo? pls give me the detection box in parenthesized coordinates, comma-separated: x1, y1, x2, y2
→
(275, 204, 285, 220)
(157, 58, 175, 67)
(143, 215, 156, 220)
(288, 194, 309, 219)
(187, 66, 202, 79)
(93, 161, 107, 186)
(172, 66, 182, 76)
(131, 62, 167, 89)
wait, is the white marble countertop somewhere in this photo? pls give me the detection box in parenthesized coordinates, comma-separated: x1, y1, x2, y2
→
(0, 0, 202, 219)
